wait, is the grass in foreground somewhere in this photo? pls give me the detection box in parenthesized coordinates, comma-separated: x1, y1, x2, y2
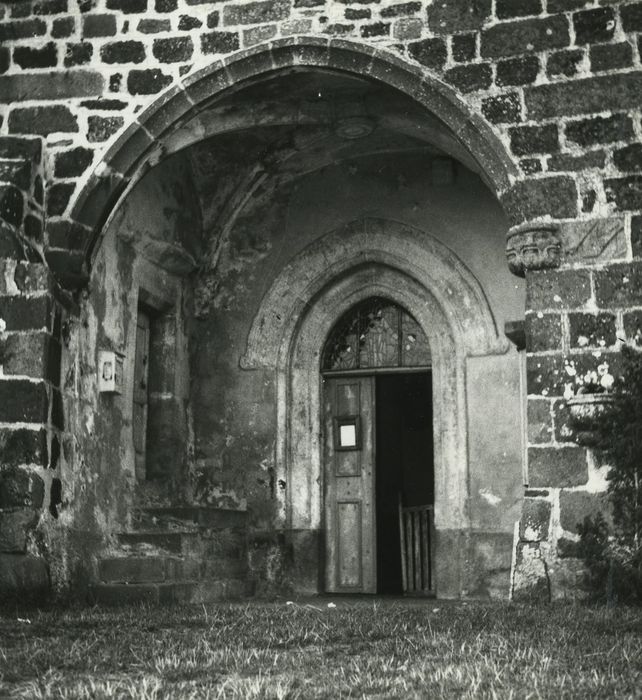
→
(0, 598, 641, 699)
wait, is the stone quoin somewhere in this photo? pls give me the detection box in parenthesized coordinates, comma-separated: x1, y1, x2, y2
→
(0, 0, 640, 604)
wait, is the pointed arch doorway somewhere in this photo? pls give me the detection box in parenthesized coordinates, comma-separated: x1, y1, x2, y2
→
(321, 298, 434, 595)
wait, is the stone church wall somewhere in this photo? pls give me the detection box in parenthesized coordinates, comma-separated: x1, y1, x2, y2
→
(0, 0, 641, 599)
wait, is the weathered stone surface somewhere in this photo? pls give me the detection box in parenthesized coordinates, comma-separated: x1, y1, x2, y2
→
(497, 55, 540, 86)
(589, 42, 632, 72)
(482, 15, 569, 58)
(525, 312, 562, 352)
(623, 310, 642, 344)
(380, 2, 420, 17)
(3, 332, 49, 377)
(510, 124, 558, 156)
(0, 381, 48, 423)
(0, 72, 103, 104)
(223, 0, 288, 25)
(407, 38, 447, 70)
(560, 218, 626, 263)
(100, 41, 146, 64)
(559, 490, 611, 533)
(527, 268, 591, 310)
(613, 144, 642, 173)
(496, 0, 541, 20)
(512, 542, 550, 602)
(52, 16, 75, 38)
(106, 0, 147, 12)
(127, 68, 172, 94)
(428, 0, 491, 34)
(64, 42, 93, 67)
(0, 553, 49, 600)
(605, 176, 642, 211)
(87, 115, 123, 142)
(451, 33, 476, 62)
(140, 18, 172, 32)
(481, 92, 521, 124)
(573, 7, 615, 45)
(501, 176, 578, 225)
(201, 31, 239, 55)
(0, 185, 24, 227)
(0, 295, 51, 331)
(568, 312, 616, 349)
(526, 74, 642, 120)
(244, 24, 277, 46)
(13, 42, 57, 69)
(520, 498, 551, 541)
(548, 151, 606, 173)
(621, 2, 642, 32)
(444, 63, 492, 92)
(0, 466, 44, 508)
(0, 428, 47, 467)
(54, 147, 94, 178)
(82, 13, 117, 37)
(0, 508, 38, 552)
(0, 19, 47, 42)
(546, 48, 583, 78)
(0, 159, 31, 191)
(557, 536, 581, 559)
(528, 446, 587, 488)
(526, 354, 566, 396)
(565, 114, 633, 147)
(360, 21, 391, 37)
(153, 36, 193, 63)
(527, 398, 553, 444)
(595, 262, 642, 308)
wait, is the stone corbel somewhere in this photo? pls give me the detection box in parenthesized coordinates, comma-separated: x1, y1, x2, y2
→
(505, 222, 561, 278)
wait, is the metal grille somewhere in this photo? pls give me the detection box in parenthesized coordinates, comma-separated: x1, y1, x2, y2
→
(399, 500, 434, 595)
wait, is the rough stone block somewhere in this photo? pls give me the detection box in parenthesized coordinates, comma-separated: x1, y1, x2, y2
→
(613, 144, 642, 173)
(34, 0, 68, 13)
(243, 24, 277, 47)
(127, 68, 172, 95)
(444, 63, 492, 93)
(623, 309, 642, 343)
(64, 42, 93, 67)
(380, 1, 420, 17)
(501, 176, 578, 225)
(54, 147, 93, 178)
(568, 312, 616, 349)
(201, 31, 239, 55)
(0, 553, 49, 600)
(393, 17, 421, 39)
(0, 159, 31, 191)
(156, 0, 177, 9)
(87, 115, 123, 143)
(526, 354, 566, 397)
(559, 490, 611, 533)
(481, 92, 521, 124)
(633, 216, 642, 260)
(546, 48, 583, 78)
(427, 0, 491, 34)
(1, 72, 102, 104)
(0, 428, 47, 467)
(0, 185, 23, 227)
(557, 536, 581, 559)
(594, 262, 642, 308)
(528, 446, 587, 488)
(140, 18, 172, 32)
(520, 498, 551, 541)
(482, 15, 569, 58)
(565, 114, 633, 147)
(527, 398, 553, 444)
(512, 542, 549, 603)
(621, 2, 642, 32)
(526, 73, 642, 120)
(3, 332, 49, 377)
(106, 0, 147, 12)
(150, 36, 193, 64)
(52, 16, 75, 38)
(0, 294, 51, 332)
(496, 55, 540, 86)
(510, 123, 558, 156)
(560, 218, 625, 264)
(605, 176, 642, 212)
(0, 380, 48, 423)
(525, 312, 562, 351)
(223, 0, 288, 26)
(573, 7, 615, 45)
(496, 0, 541, 20)
(0, 47, 8, 75)
(589, 42, 632, 72)
(99, 556, 167, 583)
(345, 8, 370, 19)
(0, 466, 44, 508)
(47, 183, 75, 217)
(0, 19, 47, 42)
(408, 38, 447, 70)
(82, 13, 117, 37)
(0, 508, 38, 552)
(527, 268, 592, 310)
(100, 41, 146, 64)
(13, 42, 57, 69)
(520, 158, 541, 174)
(548, 151, 605, 173)
(451, 33, 476, 62)
(360, 21, 390, 38)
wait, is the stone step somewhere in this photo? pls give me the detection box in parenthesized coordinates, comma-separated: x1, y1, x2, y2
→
(90, 578, 254, 605)
(117, 528, 247, 559)
(99, 554, 248, 584)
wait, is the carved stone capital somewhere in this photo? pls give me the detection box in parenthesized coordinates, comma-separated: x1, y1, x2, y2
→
(505, 222, 562, 278)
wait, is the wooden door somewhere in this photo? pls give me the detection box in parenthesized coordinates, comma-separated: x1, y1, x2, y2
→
(133, 308, 150, 481)
(323, 376, 376, 593)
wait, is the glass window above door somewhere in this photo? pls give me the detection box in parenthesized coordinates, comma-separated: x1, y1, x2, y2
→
(322, 297, 431, 371)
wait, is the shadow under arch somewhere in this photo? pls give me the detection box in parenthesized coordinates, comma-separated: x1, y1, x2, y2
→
(69, 36, 518, 269)
(241, 217, 508, 597)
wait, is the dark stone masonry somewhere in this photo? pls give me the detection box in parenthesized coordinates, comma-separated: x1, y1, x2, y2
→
(0, 0, 641, 606)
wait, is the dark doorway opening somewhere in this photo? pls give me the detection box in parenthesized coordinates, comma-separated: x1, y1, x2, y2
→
(376, 372, 433, 594)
